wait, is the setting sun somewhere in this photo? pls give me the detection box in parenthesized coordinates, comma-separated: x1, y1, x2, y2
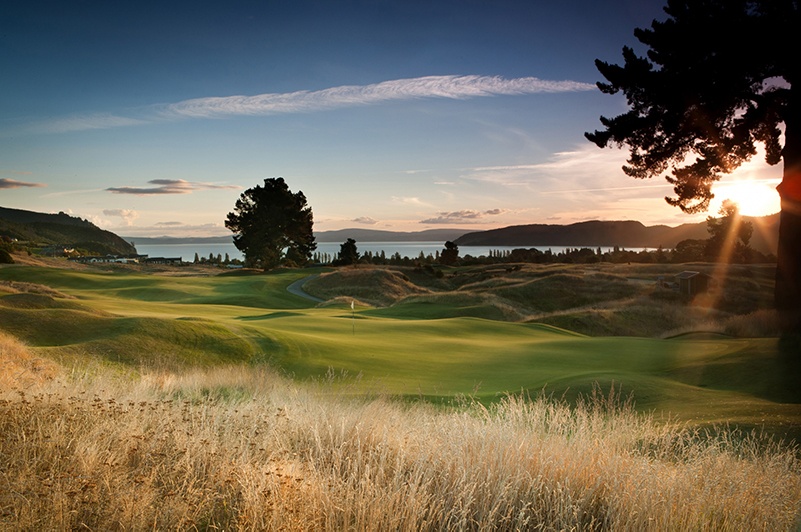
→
(711, 180, 781, 217)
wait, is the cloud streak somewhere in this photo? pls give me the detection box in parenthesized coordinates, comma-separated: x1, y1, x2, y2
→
(351, 216, 379, 225)
(0, 178, 46, 189)
(21, 75, 594, 134)
(32, 114, 149, 134)
(163, 75, 594, 119)
(107, 179, 240, 195)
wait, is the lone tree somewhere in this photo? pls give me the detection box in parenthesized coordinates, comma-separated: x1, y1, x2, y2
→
(225, 177, 316, 270)
(334, 238, 360, 266)
(440, 241, 459, 265)
(586, 0, 800, 341)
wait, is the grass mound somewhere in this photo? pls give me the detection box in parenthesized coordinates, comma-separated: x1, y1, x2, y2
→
(369, 291, 527, 321)
(0, 292, 91, 311)
(304, 268, 430, 306)
(493, 273, 639, 313)
(0, 300, 260, 369)
(535, 298, 729, 337)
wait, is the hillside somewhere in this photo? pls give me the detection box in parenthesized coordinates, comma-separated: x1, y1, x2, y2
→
(455, 214, 779, 253)
(0, 206, 136, 255)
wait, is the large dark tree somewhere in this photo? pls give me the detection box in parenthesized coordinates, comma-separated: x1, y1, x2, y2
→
(586, 0, 800, 343)
(334, 238, 360, 266)
(225, 177, 316, 270)
(439, 241, 459, 266)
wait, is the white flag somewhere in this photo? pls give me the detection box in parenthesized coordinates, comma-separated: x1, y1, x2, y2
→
(351, 300, 355, 310)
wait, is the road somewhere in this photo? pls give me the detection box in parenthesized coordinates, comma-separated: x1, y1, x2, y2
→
(286, 274, 324, 302)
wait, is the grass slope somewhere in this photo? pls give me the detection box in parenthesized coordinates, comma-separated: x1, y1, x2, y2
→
(1, 261, 798, 438)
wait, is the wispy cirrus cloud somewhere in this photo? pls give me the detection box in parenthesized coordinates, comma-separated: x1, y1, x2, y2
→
(107, 179, 240, 195)
(30, 113, 149, 134)
(20, 75, 594, 134)
(0, 177, 46, 189)
(163, 75, 594, 119)
(391, 196, 432, 207)
(420, 209, 506, 224)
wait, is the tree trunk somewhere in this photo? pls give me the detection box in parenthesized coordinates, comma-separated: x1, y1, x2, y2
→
(775, 84, 801, 351)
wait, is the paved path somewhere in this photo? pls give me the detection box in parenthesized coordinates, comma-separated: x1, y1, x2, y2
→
(286, 274, 324, 302)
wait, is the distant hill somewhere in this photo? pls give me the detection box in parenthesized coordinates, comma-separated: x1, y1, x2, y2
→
(0, 206, 136, 255)
(314, 228, 468, 243)
(454, 215, 779, 254)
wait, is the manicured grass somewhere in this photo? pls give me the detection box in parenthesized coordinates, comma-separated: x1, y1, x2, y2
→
(0, 265, 321, 309)
(1, 262, 798, 439)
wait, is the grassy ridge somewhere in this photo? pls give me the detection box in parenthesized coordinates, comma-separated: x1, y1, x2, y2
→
(0, 262, 799, 437)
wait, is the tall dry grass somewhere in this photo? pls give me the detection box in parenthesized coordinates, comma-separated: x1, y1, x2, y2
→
(0, 331, 58, 389)
(1, 356, 800, 530)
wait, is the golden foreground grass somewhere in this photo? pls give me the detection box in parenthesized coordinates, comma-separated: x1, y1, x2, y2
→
(2, 335, 800, 531)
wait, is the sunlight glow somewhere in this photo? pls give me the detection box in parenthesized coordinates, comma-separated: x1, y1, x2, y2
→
(710, 180, 780, 217)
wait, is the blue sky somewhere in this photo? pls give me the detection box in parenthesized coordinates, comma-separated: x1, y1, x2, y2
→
(1, 0, 781, 237)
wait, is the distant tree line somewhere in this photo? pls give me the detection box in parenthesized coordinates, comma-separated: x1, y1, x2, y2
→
(321, 208, 774, 268)
(192, 252, 243, 266)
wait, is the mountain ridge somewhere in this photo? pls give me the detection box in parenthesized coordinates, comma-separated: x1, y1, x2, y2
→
(454, 215, 779, 253)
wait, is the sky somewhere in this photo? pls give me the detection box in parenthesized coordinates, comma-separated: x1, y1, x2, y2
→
(1, 0, 782, 238)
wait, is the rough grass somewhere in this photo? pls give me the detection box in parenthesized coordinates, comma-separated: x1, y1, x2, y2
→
(0, 279, 77, 299)
(304, 268, 430, 306)
(536, 297, 731, 338)
(368, 291, 528, 321)
(302, 263, 778, 338)
(0, 331, 58, 389)
(1, 365, 799, 531)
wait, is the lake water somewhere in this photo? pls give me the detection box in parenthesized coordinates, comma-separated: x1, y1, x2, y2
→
(134, 242, 647, 262)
